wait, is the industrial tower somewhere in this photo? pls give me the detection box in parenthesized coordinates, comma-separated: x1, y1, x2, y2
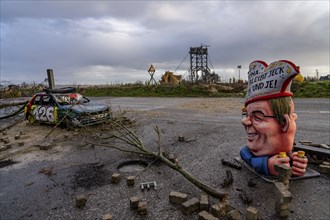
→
(189, 45, 218, 83)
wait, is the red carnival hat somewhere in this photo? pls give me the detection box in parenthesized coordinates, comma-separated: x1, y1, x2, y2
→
(245, 60, 302, 106)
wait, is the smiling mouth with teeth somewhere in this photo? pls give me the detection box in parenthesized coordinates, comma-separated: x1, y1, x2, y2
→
(247, 132, 257, 141)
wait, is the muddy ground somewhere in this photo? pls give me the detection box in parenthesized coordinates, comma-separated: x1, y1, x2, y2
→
(0, 97, 329, 220)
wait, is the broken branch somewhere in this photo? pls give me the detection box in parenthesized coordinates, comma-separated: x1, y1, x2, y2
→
(86, 119, 228, 200)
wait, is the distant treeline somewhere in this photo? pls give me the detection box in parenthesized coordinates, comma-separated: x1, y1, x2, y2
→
(1, 81, 329, 99)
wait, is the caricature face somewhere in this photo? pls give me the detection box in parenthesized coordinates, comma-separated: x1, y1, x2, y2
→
(241, 99, 297, 156)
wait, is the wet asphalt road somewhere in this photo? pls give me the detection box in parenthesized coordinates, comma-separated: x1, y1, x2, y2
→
(0, 97, 329, 220)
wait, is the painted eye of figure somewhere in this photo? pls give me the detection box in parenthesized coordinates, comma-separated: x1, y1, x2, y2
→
(252, 111, 265, 121)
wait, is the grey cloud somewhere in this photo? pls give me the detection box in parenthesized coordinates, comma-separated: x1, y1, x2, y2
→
(1, 1, 329, 84)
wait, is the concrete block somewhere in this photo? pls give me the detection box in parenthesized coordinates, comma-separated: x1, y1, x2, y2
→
(182, 197, 200, 215)
(137, 201, 148, 215)
(169, 191, 188, 204)
(319, 164, 330, 175)
(130, 196, 140, 209)
(18, 141, 24, 146)
(226, 210, 241, 220)
(102, 213, 113, 220)
(111, 173, 121, 183)
(200, 194, 209, 211)
(246, 206, 259, 220)
(127, 176, 135, 186)
(75, 194, 87, 207)
(198, 210, 219, 220)
(14, 135, 20, 140)
(210, 201, 228, 218)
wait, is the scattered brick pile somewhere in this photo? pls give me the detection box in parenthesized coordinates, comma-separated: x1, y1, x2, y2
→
(169, 190, 259, 220)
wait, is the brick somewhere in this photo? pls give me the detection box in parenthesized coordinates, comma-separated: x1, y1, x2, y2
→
(274, 182, 292, 204)
(3, 138, 10, 144)
(274, 182, 292, 218)
(169, 191, 188, 204)
(168, 153, 177, 163)
(226, 210, 241, 220)
(127, 176, 135, 186)
(0, 145, 11, 152)
(111, 173, 121, 183)
(210, 201, 228, 218)
(130, 196, 140, 209)
(39, 143, 53, 150)
(198, 210, 219, 220)
(137, 201, 148, 215)
(102, 213, 113, 220)
(182, 197, 200, 215)
(200, 194, 209, 211)
(75, 194, 87, 207)
(319, 164, 330, 175)
(246, 206, 259, 220)
(274, 164, 292, 188)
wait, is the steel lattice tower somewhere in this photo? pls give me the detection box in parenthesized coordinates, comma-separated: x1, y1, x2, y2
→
(189, 45, 215, 83)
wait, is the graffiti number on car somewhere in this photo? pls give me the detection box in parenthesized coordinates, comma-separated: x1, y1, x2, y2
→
(33, 106, 55, 122)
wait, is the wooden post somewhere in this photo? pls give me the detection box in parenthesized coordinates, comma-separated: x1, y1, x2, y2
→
(47, 69, 55, 89)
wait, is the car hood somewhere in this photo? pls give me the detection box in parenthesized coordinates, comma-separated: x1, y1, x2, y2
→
(63, 102, 109, 113)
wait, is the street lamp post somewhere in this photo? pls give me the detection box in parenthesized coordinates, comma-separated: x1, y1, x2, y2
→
(237, 65, 241, 82)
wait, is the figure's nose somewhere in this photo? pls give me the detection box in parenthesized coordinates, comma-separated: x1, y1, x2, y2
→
(241, 116, 252, 126)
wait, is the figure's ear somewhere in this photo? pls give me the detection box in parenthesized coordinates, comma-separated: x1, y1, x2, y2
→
(292, 113, 298, 121)
(281, 114, 290, 133)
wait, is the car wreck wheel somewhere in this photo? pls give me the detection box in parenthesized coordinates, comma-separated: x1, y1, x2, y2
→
(28, 114, 35, 125)
(65, 118, 74, 128)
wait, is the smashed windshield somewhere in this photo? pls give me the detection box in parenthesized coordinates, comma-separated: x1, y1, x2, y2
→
(54, 93, 83, 105)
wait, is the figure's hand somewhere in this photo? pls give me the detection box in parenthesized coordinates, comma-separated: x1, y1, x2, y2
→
(268, 154, 290, 176)
(291, 152, 308, 176)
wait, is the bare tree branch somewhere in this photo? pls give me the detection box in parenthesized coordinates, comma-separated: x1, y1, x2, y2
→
(85, 119, 228, 200)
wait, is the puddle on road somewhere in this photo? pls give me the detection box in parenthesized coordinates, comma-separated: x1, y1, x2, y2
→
(117, 160, 147, 173)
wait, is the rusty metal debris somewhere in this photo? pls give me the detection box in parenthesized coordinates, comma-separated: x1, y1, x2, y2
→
(239, 191, 252, 204)
(38, 166, 55, 176)
(247, 178, 257, 187)
(294, 142, 330, 164)
(221, 170, 233, 188)
(221, 158, 242, 170)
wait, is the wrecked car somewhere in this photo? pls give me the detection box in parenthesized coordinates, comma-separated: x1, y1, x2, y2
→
(24, 87, 111, 127)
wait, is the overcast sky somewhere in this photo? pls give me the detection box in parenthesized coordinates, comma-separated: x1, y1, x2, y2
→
(1, 1, 329, 85)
